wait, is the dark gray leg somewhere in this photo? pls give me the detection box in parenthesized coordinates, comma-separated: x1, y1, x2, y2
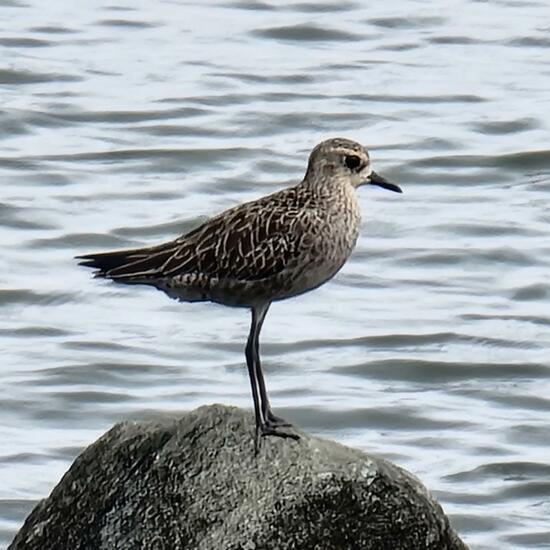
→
(252, 303, 292, 428)
(249, 304, 298, 444)
(245, 309, 263, 454)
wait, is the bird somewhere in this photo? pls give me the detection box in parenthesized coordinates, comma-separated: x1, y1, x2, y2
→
(77, 137, 402, 452)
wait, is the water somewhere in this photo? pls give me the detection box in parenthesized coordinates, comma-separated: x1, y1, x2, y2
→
(2, 0, 550, 547)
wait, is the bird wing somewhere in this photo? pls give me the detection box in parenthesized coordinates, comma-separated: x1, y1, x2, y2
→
(78, 188, 313, 283)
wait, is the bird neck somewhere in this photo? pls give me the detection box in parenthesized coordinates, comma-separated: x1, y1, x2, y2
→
(300, 171, 356, 202)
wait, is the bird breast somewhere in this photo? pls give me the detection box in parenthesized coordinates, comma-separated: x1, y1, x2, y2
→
(267, 186, 361, 302)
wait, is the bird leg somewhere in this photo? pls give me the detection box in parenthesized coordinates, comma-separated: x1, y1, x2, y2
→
(252, 304, 292, 428)
(247, 304, 298, 451)
(245, 316, 263, 454)
(252, 303, 293, 428)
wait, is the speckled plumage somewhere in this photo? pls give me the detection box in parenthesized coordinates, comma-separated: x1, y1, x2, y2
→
(78, 137, 402, 451)
(79, 143, 362, 306)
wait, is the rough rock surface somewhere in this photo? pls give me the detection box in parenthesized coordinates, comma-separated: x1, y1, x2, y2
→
(10, 404, 468, 550)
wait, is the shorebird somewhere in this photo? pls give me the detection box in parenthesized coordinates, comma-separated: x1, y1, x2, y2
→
(78, 138, 402, 451)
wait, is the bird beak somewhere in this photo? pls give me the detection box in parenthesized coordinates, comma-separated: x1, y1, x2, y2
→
(367, 171, 402, 193)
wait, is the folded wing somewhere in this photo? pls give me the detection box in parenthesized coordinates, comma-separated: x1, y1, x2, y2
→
(77, 189, 310, 285)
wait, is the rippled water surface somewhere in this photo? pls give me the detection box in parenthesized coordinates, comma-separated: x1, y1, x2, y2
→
(2, 1, 550, 548)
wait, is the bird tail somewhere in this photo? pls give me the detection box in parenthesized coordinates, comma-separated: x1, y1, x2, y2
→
(76, 243, 175, 281)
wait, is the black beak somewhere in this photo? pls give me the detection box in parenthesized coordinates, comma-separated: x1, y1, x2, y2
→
(368, 171, 402, 193)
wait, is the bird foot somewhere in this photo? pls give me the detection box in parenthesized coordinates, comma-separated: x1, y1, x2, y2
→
(260, 424, 300, 440)
(253, 422, 299, 454)
(264, 410, 292, 427)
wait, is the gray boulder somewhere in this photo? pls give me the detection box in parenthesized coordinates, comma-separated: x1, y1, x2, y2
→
(10, 404, 468, 550)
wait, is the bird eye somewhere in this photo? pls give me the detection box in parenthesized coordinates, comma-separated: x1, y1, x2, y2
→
(344, 155, 362, 171)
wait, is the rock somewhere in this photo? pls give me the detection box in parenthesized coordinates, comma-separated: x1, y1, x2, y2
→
(10, 404, 468, 550)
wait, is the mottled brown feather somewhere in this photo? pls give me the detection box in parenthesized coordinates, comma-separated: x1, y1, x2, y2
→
(77, 137, 399, 307)
(78, 186, 317, 283)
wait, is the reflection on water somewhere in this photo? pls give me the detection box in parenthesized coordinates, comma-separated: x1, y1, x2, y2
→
(2, 1, 550, 548)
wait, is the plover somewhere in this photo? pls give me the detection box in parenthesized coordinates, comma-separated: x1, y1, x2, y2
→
(77, 138, 402, 451)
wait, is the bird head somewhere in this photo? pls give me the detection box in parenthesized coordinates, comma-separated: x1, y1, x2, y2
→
(305, 137, 402, 193)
